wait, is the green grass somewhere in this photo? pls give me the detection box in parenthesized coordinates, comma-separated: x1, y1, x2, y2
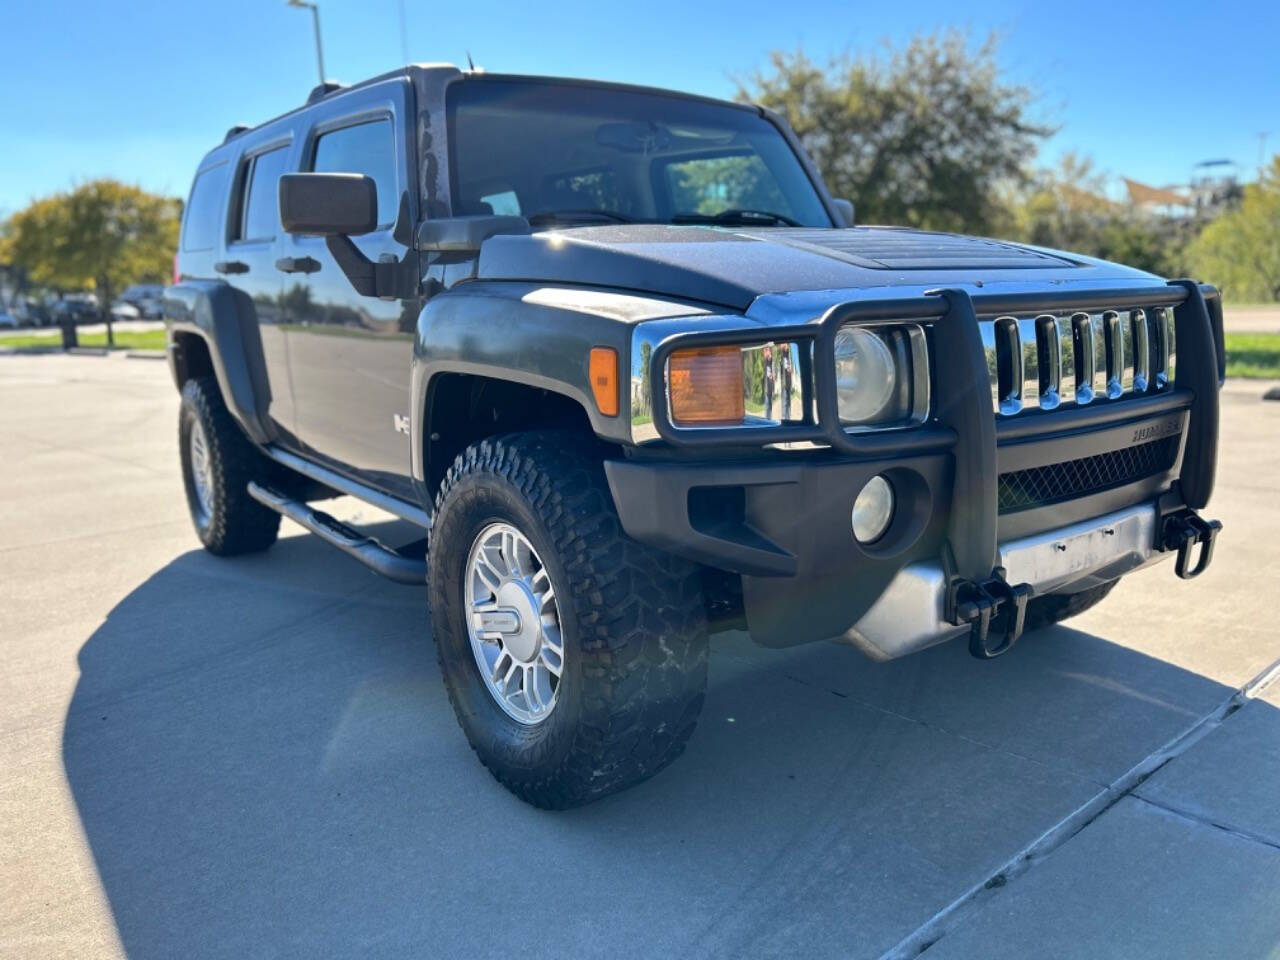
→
(1224, 332, 1280, 380)
(4, 327, 1274, 381)
(0, 328, 167, 351)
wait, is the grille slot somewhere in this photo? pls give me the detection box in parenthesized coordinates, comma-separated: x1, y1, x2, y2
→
(982, 306, 1176, 416)
(998, 435, 1180, 513)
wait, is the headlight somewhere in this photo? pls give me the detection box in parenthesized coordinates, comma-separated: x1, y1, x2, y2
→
(834, 327, 896, 422)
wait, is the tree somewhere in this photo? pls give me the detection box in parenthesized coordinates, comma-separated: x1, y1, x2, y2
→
(1, 180, 180, 345)
(1187, 156, 1280, 302)
(739, 32, 1050, 234)
(1010, 153, 1186, 277)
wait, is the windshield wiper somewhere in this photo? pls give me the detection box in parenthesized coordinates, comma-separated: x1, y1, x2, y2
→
(672, 208, 801, 227)
(526, 209, 638, 225)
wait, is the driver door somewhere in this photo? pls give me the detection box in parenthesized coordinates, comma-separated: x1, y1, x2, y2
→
(280, 78, 419, 500)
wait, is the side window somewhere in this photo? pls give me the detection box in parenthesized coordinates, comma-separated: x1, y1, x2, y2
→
(311, 119, 398, 227)
(181, 163, 230, 252)
(235, 145, 291, 243)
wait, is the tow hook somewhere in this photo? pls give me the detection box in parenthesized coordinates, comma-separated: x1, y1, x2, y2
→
(1161, 509, 1222, 580)
(946, 566, 1033, 660)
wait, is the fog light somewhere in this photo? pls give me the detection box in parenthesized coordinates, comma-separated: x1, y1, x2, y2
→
(852, 475, 894, 543)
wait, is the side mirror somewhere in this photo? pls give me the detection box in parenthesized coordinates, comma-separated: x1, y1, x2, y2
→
(278, 173, 377, 236)
(832, 198, 855, 227)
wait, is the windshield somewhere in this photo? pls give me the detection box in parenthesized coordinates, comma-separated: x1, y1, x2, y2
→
(446, 78, 833, 228)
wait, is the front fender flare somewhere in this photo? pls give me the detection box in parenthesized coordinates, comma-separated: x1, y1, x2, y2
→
(408, 284, 651, 491)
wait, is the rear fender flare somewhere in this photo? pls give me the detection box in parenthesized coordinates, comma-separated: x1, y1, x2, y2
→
(163, 281, 274, 446)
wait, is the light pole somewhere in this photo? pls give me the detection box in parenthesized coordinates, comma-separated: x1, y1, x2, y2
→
(286, 0, 326, 85)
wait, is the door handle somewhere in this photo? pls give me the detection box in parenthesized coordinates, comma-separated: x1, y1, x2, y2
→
(213, 260, 249, 275)
(275, 256, 321, 274)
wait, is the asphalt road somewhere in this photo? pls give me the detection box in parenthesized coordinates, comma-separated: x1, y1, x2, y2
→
(2, 352, 1279, 960)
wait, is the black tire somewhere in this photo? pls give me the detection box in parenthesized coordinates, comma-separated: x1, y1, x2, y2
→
(1024, 580, 1118, 632)
(179, 376, 280, 556)
(428, 431, 709, 809)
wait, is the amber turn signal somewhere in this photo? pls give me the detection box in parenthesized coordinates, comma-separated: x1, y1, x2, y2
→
(589, 347, 619, 417)
(668, 346, 745, 425)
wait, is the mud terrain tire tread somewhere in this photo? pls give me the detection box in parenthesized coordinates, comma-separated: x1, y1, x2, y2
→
(428, 430, 708, 809)
(179, 376, 281, 556)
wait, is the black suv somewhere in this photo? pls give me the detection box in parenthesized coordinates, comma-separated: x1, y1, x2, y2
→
(165, 65, 1224, 808)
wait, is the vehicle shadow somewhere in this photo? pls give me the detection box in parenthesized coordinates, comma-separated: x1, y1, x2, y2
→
(62, 528, 1249, 960)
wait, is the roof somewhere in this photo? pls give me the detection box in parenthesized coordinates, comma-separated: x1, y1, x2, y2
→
(202, 64, 756, 166)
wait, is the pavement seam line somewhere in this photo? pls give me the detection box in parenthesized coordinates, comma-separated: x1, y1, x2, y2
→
(877, 656, 1279, 960)
(5, 428, 172, 479)
(1129, 792, 1280, 854)
(0, 519, 186, 555)
(1243, 654, 1280, 700)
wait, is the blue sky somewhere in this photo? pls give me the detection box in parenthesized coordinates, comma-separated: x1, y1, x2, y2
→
(1, 0, 1276, 216)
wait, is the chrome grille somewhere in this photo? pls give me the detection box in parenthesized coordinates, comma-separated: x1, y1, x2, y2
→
(981, 307, 1176, 416)
(998, 435, 1181, 512)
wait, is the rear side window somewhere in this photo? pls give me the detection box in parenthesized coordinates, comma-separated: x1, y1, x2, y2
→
(311, 119, 397, 226)
(236, 145, 291, 243)
(181, 163, 230, 252)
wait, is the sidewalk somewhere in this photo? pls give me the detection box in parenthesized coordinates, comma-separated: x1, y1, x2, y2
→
(893, 665, 1280, 958)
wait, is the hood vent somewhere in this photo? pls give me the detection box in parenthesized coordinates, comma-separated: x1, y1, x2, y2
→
(752, 228, 1077, 270)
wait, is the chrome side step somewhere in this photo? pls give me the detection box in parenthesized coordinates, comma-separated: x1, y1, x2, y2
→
(247, 482, 427, 585)
(261, 445, 431, 528)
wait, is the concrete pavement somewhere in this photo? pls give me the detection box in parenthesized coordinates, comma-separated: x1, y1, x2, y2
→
(1, 352, 1278, 960)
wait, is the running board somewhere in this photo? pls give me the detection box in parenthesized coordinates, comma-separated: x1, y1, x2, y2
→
(247, 482, 427, 585)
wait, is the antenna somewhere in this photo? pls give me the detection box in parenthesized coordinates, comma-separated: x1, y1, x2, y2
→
(466, 50, 475, 71)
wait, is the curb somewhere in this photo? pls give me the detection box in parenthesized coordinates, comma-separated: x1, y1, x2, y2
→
(881, 652, 1280, 959)
(125, 350, 167, 361)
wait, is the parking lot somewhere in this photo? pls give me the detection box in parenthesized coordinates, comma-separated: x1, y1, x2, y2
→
(2, 351, 1278, 959)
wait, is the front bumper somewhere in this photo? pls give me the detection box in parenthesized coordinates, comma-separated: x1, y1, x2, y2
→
(845, 502, 1167, 661)
(607, 279, 1225, 658)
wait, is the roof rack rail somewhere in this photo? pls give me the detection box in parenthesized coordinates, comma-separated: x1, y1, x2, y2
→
(306, 81, 344, 104)
(223, 125, 250, 144)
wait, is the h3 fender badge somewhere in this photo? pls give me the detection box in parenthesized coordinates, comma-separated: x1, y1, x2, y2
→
(393, 414, 411, 436)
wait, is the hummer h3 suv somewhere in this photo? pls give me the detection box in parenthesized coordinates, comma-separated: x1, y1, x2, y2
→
(165, 64, 1225, 808)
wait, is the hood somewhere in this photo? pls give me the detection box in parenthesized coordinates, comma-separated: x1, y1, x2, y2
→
(476, 225, 1160, 312)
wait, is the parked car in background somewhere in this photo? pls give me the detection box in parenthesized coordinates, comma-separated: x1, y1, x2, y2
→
(51, 294, 100, 325)
(117, 284, 165, 319)
(0, 311, 18, 329)
(13, 301, 51, 327)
